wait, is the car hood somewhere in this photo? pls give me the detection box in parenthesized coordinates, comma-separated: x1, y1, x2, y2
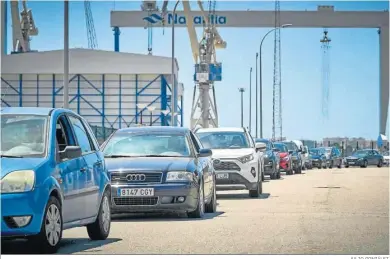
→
(105, 157, 194, 172)
(279, 152, 289, 158)
(1, 158, 46, 179)
(211, 148, 254, 159)
(310, 155, 323, 159)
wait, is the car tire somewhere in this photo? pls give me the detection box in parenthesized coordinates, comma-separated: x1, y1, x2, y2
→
(361, 160, 368, 168)
(345, 165, 349, 168)
(87, 190, 111, 240)
(337, 161, 342, 168)
(249, 174, 262, 198)
(377, 160, 383, 168)
(329, 161, 333, 169)
(295, 166, 302, 174)
(30, 196, 63, 254)
(187, 182, 205, 218)
(205, 179, 217, 213)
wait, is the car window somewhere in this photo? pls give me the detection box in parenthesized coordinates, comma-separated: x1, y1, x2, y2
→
(102, 132, 192, 157)
(68, 116, 94, 154)
(1, 114, 48, 157)
(196, 131, 250, 149)
(283, 142, 297, 151)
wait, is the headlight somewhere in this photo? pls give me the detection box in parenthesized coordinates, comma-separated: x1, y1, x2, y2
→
(1, 170, 35, 193)
(237, 154, 254, 164)
(166, 171, 193, 182)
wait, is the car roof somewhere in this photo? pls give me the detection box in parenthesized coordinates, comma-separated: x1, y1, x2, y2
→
(255, 138, 270, 143)
(116, 126, 190, 134)
(1, 107, 55, 116)
(0, 107, 78, 116)
(196, 127, 245, 133)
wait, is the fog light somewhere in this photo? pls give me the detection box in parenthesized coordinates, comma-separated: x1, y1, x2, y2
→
(177, 196, 185, 203)
(13, 216, 32, 227)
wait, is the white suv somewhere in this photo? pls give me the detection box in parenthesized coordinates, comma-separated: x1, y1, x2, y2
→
(195, 127, 266, 197)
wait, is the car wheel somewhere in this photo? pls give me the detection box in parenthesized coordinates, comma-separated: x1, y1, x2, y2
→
(87, 189, 111, 240)
(337, 161, 342, 168)
(249, 173, 262, 197)
(205, 179, 217, 213)
(30, 196, 63, 254)
(378, 160, 383, 168)
(329, 161, 333, 169)
(276, 168, 281, 179)
(361, 160, 368, 168)
(345, 165, 349, 168)
(187, 182, 205, 218)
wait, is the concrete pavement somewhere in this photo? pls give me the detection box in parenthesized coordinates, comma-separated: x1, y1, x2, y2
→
(2, 167, 389, 254)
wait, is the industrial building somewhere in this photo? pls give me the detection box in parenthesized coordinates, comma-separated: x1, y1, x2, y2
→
(1, 48, 184, 142)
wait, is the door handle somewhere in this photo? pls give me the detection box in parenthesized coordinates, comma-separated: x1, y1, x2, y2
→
(80, 167, 87, 173)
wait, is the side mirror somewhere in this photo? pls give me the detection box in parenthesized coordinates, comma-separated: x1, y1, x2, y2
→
(255, 142, 267, 152)
(289, 150, 293, 155)
(272, 148, 279, 152)
(198, 148, 212, 157)
(60, 146, 82, 160)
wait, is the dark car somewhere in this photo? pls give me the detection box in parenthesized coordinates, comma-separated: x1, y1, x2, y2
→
(321, 147, 343, 169)
(309, 148, 327, 169)
(282, 141, 302, 174)
(255, 139, 280, 179)
(345, 149, 384, 168)
(101, 126, 216, 218)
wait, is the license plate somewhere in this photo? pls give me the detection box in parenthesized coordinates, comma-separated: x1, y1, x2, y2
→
(349, 162, 355, 165)
(216, 173, 229, 179)
(118, 188, 154, 197)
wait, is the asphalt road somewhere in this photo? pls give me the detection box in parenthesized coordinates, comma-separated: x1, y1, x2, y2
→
(2, 167, 389, 255)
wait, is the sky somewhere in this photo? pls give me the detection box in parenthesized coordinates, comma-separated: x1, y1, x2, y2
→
(3, 0, 389, 140)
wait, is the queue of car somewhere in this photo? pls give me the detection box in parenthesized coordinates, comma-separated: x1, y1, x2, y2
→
(1, 107, 387, 254)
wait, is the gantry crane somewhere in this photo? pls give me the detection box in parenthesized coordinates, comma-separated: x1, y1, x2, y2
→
(155, 0, 226, 129)
(10, 0, 38, 53)
(183, 0, 226, 129)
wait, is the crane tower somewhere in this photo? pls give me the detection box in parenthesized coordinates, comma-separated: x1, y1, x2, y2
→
(272, 0, 282, 141)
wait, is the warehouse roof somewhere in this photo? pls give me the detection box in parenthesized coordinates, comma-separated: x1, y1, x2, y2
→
(1, 48, 179, 75)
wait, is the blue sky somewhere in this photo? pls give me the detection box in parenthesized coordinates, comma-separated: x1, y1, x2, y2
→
(3, 1, 389, 140)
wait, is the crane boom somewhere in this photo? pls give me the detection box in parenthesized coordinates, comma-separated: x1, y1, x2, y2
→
(11, 0, 38, 53)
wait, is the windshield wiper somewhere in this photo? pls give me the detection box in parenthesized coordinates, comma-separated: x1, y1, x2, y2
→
(0, 155, 23, 158)
(104, 155, 135, 158)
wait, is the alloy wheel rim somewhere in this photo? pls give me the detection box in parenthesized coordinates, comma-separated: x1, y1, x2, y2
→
(45, 204, 61, 247)
(102, 196, 110, 233)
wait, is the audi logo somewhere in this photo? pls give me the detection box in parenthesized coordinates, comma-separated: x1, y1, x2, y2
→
(126, 174, 146, 181)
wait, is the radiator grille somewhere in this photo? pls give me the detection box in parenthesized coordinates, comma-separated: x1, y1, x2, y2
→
(214, 161, 241, 171)
(113, 197, 158, 206)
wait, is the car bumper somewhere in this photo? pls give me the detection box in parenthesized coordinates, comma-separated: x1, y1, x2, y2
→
(311, 160, 323, 167)
(110, 183, 199, 213)
(279, 159, 290, 171)
(214, 159, 259, 190)
(345, 160, 364, 167)
(1, 189, 47, 237)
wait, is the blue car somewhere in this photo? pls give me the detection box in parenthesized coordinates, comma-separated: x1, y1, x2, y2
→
(1, 107, 111, 253)
(101, 126, 216, 218)
(255, 139, 280, 179)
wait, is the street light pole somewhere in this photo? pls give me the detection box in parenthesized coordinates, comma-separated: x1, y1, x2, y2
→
(255, 53, 258, 138)
(171, 0, 180, 126)
(249, 67, 252, 133)
(259, 23, 292, 138)
(147, 106, 156, 126)
(239, 88, 245, 128)
(63, 0, 69, 109)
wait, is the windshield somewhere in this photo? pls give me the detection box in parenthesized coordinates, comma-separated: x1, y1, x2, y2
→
(274, 143, 288, 152)
(1, 114, 48, 157)
(282, 142, 297, 151)
(324, 148, 332, 154)
(383, 151, 389, 156)
(102, 132, 192, 157)
(309, 149, 322, 155)
(352, 150, 369, 156)
(196, 131, 250, 149)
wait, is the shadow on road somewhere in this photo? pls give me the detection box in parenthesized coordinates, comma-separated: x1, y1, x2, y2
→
(112, 211, 225, 222)
(1, 237, 121, 254)
(217, 192, 271, 200)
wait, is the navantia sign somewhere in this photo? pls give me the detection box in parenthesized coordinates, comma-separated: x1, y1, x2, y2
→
(143, 13, 227, 25)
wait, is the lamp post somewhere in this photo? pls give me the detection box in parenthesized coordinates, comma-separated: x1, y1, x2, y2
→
(161, 110, 170, 126)
(255, 52, 258, 138)
(259, 23, 292, 138)
(171, 0, 180, 126)
(137, 103, 148, 125)
(249, 67, 252, 133)
(239, 88, 245, 128)
(147, 106, 156, 126)
(63, 0, 69, 109)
